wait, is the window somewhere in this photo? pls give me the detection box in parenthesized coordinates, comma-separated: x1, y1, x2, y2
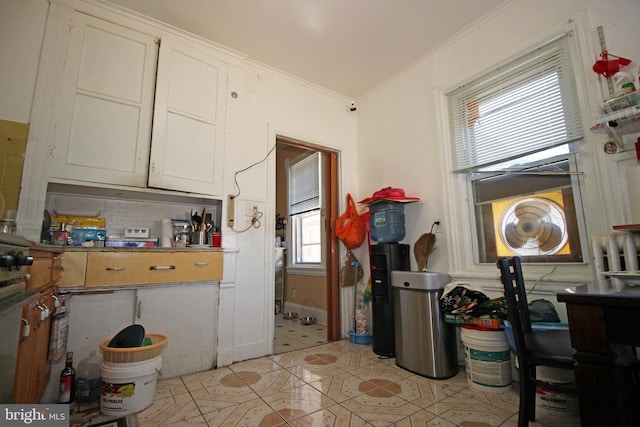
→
(288, 152, 323, 267)
(447, 33, 586, 264)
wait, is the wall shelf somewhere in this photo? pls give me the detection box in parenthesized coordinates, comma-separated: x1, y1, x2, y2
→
(590, 90, 640, 153)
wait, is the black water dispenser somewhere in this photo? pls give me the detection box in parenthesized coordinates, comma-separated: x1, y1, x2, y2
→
(370, 242, 410, 357)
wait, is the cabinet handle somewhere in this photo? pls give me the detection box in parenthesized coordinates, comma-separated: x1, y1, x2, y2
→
(194, 262, 210, 267)
(105, 267, 126, 271)
(149, 265, 176, 271)
(137, 300, 142, 319)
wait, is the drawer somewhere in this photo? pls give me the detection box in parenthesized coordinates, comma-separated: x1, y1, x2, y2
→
(26, 249, 61, 291)
(85, 251, 223, 287)
(56, 252, 88, 288)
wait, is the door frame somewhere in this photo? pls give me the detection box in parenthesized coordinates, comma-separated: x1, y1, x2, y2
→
(275, 135, 341, 342)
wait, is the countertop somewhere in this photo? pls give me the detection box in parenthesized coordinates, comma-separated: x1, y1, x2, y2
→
(30, 244, 224, 253)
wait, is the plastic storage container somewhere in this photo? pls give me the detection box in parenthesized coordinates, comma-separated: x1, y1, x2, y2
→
(76, 350, 102, 402)
(369, 202, 405, 243)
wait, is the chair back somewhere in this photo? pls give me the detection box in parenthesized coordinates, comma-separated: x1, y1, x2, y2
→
(497, 257, 533, 355)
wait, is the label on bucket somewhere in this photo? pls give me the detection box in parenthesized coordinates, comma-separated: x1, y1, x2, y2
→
(464, 346, 511, 388)
(101, 381, 136, 410)
(536, 384, 579, 416)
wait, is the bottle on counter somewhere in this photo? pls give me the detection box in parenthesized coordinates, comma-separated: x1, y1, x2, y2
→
(58, 351, 76, 404)
(76, 351, 102, 402)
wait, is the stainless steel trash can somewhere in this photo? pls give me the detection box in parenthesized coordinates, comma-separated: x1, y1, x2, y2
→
(392, 271, 458, 379)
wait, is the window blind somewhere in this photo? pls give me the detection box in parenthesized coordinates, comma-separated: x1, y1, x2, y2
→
(447, 33, 583, 172)
(289, 152, 321, 215)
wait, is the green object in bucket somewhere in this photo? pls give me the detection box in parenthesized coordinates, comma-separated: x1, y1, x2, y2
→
(142, 337, 152, 346)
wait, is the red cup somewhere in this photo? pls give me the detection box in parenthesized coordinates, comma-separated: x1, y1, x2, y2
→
(212, 233, 221, 247)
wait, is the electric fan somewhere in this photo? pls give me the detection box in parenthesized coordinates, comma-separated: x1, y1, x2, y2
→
(498, 197, 568, 256)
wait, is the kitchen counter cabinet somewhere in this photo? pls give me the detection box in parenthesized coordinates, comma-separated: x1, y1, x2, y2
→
(85, 251, 223, 287)
(67, 283, 218, 379)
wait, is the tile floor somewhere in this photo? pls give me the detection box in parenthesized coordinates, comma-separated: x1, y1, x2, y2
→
(274, 314, 328, 354)
(134, 339, 581, 427)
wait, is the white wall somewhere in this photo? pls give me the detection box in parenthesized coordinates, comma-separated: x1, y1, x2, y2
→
(218, 62, 357, 363)
(356, 0, 640, 287)
(0, 0, 48, 123)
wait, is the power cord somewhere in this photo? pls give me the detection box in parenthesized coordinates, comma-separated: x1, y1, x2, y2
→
(232, 210, 264, 233)
(232, 144, 277, 199)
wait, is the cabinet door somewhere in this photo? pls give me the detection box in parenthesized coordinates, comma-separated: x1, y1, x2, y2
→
(13, 290, 54, 403)
(135, 284, 218, 378)
(49, 12, 158, 187)
(148, 38, 227, 195)
(56, 252, 88, 288)
(26, 250, 55, 292)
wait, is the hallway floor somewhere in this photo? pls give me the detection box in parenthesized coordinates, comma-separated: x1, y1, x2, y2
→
(135, 339, 581, 427)
(274, 313, 328, 354)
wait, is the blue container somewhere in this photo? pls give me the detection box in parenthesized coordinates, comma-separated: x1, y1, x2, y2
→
(369, 202, 405, 243)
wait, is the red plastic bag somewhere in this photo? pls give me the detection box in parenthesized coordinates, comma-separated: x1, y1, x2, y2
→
(336, 194, 366, 249)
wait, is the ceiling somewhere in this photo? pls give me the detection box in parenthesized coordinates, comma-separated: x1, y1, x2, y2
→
(105, 0, 508, 99)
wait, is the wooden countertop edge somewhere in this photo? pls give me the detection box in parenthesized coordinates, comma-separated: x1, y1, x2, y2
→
(31, 244, 224, 253)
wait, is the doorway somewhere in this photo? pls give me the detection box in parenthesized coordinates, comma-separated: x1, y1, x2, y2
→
(273, 136, 339, 353)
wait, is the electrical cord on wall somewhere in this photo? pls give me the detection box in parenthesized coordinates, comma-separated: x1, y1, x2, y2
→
(228, 143, 274, 233)
(231, 143, 277, 199)
(233, 210, 264, 233)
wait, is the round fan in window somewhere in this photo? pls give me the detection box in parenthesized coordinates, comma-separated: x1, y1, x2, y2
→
(498, 197, 568, 256)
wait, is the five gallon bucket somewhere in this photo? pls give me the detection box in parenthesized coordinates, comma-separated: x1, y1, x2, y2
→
(460, 325, 512, 393)
(535, 366, 578, 416)
(100, 355, 162, 416)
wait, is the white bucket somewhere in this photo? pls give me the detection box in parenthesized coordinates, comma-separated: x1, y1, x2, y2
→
(535, 366, 578, 416)
(100, 355, 162, 416)
(461, 326, 512, 393)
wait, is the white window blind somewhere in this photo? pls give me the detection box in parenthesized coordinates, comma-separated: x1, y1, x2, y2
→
(289, 152, 321, 215)
(447, 33, 583, 172)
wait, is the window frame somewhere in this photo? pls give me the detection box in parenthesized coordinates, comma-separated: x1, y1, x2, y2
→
(436, 26, 594, 284)
(287, 152, 326, 274)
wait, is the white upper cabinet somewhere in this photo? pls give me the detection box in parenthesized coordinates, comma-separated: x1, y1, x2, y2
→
(148, 38, 227, 195)
(47, 10, 228, 196)
(49, 12, 157, 187)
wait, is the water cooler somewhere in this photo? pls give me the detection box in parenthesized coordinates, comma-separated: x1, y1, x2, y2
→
(370, 243, 410, 357)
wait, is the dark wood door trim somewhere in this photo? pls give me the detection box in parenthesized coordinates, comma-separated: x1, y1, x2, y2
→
(276, 136, 340, 342)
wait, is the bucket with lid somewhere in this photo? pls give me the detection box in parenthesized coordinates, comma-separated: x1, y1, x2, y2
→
(535, 366, 578, 416)
(460, 325, 512, 393)
(100, 355, 162, 415)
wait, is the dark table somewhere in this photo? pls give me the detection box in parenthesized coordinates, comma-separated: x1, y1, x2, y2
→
(557, 286, 640, 427)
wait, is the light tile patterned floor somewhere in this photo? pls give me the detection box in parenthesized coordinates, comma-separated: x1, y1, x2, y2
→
(274, 314, 328, 354)
(135, 339, 581, 427)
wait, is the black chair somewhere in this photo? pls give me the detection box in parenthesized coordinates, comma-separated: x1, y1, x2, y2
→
(497, 256, 576, 427)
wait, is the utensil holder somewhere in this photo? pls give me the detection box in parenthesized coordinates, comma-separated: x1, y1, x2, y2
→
(191, 230, 208, 246)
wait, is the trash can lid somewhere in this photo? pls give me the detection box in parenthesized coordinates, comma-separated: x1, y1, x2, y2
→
(391, 270, 451, 290)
